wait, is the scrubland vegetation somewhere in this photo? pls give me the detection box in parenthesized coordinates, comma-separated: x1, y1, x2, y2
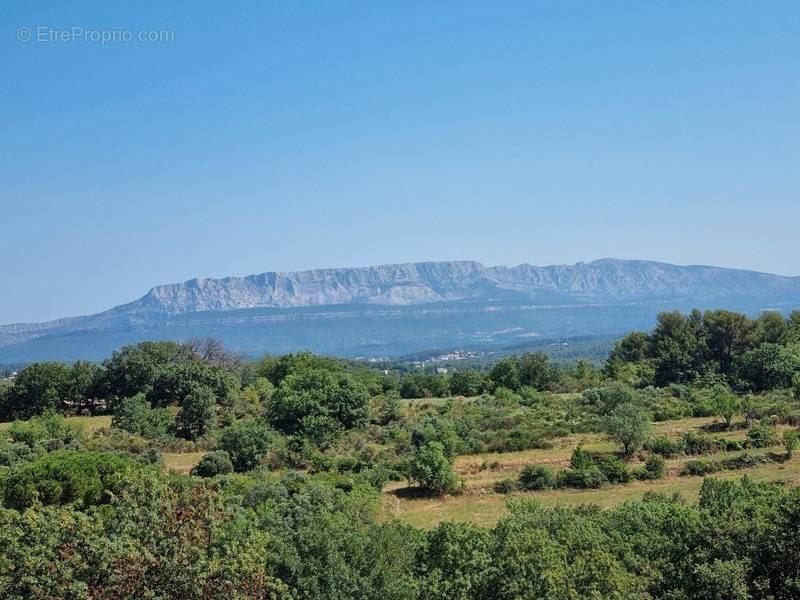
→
(1, 309, 800, 598)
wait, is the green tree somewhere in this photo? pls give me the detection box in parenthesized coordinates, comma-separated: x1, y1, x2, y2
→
(518, 352, 561, 390)
(98, 340, 184, 400)
(448, 370, 488, 397)
(267, 368, 369, 437)
(6, 362, 71, 419)
(489, 357, 521, 391)
(148, 360, 238, 407)
(175, 386, 217, 440)
(218, 418, 274, 472)
(64, 361, 104, 414)
(604, 402, 651, 456)
(702, 310, 756, 376)
(408, 441, 459, 496)
(111, 393, 174, 438)
(650, 311, 706, 385)
(418, 522, 492, 600)
(259, 350, 343, 386)
(735, 343, 800, 391)
(755, 311, 791, 345)
(607, 330, 652, 363)
(709, 385, 740, 429)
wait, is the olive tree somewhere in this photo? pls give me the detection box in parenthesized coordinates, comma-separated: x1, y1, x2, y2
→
(604, 402, 651, 457)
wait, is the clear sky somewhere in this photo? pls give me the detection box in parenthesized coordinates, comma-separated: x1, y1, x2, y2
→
(2, 1, 799, 323)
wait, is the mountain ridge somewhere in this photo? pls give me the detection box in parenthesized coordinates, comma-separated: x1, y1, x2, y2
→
(2, 258, 799, 361)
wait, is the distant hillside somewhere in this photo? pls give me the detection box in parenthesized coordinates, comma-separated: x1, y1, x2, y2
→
(1, 259, 799, 362)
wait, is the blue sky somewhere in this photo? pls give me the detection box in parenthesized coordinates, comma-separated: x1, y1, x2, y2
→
(2, 1, 799, 323)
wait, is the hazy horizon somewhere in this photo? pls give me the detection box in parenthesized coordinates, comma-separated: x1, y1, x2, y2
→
(3, 256, 799, 326)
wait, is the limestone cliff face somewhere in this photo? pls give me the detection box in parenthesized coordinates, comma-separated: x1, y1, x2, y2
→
(1, 259, 799, 358)
(130, 258, 800, 315)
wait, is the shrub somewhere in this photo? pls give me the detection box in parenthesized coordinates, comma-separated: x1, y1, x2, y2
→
(682, 459, 716, 476)
(408, 442, 459, 496)
(747, 424, 778, 449)
(0, 442, 36, 467)
(559, 465, 608, 489)
(644, 436, 684, 458)
(594, 455, 632, 484)
(783, 429, 799, 459)
(570, 446, 594, 470)
(8, 411, 84, 449)
(1, 451, 144, 510)
(493, 478, 518, 494)
(643, 455, 666, 479)
(581, 383, 635, 414)
(140, 447, 164, 466)
(218, 418, 274, 472)
(518, 464, 556, 490)
(191, 451, 234, 477)
(682, 431, 718, 455)
(720, 452, 771, 470)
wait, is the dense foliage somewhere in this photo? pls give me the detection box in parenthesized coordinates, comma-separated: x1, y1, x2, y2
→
(0, 471, 799, 599)
(2, 312, 800, 597)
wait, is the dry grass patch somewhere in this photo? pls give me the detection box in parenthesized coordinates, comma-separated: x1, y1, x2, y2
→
(164, 451, 206, 474)
(382, 415, 800, 529)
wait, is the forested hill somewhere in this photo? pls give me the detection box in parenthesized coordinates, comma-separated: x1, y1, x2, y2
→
(2, 259, 800, 362)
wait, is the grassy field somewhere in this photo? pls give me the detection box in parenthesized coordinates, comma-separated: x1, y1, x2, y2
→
(381, 416, 800, 529)
(163, 451, 206, 473)
(0, 414, 112, 434)
(4, 412, 797, 526)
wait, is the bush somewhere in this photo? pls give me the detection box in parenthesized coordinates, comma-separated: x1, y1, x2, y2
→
(682, 459, 716, 476)
(8, 411, 84, 449)
(747, 424, 778, 449)
(643, 455, 666, 479)
(582, 383, 635, 414)
(682, 431, 718, 455)
(783, 429, 799, 459)
(518, 464, 556, 490)
(0, 442, 36, 467)
(493, 478, 518, 494)
(569, 446, 594, 470)
(408, 442, 459, 496)
(218, 418, 274, 472)
(559, 465, 608, 489)
(644, 436, 684, 458)
(191, 451, 234, 477)
(1, 451, 144, 510)
(594, 455, 632, 484)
